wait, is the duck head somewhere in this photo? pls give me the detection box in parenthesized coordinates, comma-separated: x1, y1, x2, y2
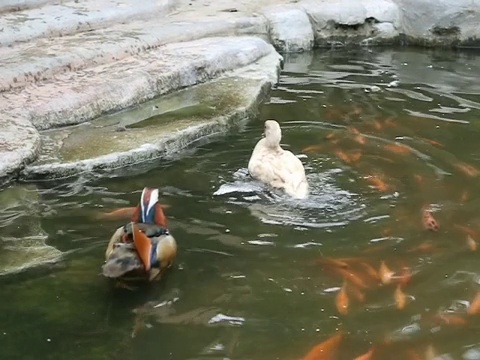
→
(131, 187, 167, 227)
(264, 120, 282, 149)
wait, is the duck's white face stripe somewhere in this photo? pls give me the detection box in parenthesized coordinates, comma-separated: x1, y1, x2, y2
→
(140, 188, 159, 222)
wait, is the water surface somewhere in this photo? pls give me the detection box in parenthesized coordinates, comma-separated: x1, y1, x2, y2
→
(2, 48, 480, 360)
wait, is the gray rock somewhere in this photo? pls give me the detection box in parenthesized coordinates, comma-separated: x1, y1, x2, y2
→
(300, 0, 401, 47)
(22, 51, 282, 180)
(396, 0, 480, 47)
(262, 4, 314, 52)
(0, 115, 40, 186)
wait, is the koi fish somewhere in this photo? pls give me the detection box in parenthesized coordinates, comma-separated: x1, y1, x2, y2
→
(467, 292, 480, 315)
(384, 143, 411, 155)
(335, 150, 362, 164)
(302, 145, 324, 153)
(467, 235, 478, 251)
(422, 208, 440, 232)
(336, 267, 369, 289)
(394, 285, 407, 310)
(354, 347, 376, 360)
(454, 162, 479, 177)
(431, 313, 468, 327)
(379, 261, 394, 285)
(455, 224, 478, 238)
(421, 137, 445, 148)
(460, 191, 469, 203)
(336, 282, 349, 315)
(365, 175, 389, 192)
(302, 332, 344, 360)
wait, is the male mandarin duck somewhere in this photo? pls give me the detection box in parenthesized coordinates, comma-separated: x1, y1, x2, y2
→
(102, 187, 177, 282)
(248, 120, 309, 199)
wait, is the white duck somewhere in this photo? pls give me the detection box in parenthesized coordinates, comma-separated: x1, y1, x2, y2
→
(248, 120, 309, 199)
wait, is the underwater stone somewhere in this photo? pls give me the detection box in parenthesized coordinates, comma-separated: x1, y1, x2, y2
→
(0, 185, 63, 276)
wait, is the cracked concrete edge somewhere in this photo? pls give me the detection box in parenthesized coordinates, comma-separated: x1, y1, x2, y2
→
(21, 53, 282, 181)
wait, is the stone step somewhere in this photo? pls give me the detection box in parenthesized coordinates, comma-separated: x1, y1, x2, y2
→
(0, 36, 281, 183)
(0, 15, 265, 92)
(0, 0, 57, 14)
(22, 51, 281, 180)
(0, 0, 177, 46)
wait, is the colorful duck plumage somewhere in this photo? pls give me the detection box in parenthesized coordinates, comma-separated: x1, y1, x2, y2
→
(103, 187, 177, 283)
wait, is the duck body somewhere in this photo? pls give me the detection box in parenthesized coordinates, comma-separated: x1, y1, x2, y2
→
(248, 120, 309, 199)
(102, 188, 177, 282)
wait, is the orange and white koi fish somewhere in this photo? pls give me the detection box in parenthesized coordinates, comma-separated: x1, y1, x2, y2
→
(467, 235, 478, 251)
(379, 261, 394, 285)
(422, 207, 440, 232)
(302, 332, 344, 360)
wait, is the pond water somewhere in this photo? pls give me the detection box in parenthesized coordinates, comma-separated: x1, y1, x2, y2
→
(2, 47, 480, 360)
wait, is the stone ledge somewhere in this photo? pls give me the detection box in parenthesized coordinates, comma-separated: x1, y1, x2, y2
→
(0, 0, 177, 46)
(0, 16, 267, 92)
(21, 52, 281, 180)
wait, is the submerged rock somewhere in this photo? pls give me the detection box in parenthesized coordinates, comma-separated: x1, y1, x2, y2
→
(0, 185, 62, 276)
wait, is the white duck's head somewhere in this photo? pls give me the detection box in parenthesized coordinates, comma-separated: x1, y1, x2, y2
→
(263, 120, 282, 149)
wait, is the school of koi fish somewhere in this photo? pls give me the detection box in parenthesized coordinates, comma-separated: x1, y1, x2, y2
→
(298, 104, 480, 360)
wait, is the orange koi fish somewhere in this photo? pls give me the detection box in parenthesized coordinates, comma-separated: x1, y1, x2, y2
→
(379, 261, 394, 285)
(336, 267, 369, 289)
(336, 282, 349, 315)
(396, 267, 412, 287)
(460, 191, 469, 203)
(422, 208, 440, 232)
(432, 313, 469, 327)
(360, 262, 381, 282)
(354, 347, 376, 360)
(413, 174, 423, 185)
(384, 143, 411, 155)
(349, 283, 366, 303)
(467, 292, 480, 315)
(302, 332, 344, 360)
(365, 175, 389, 192)
(408, 241, 438, 254)
(421, 138, 445, 148)
(394, 285, 407, 310)
(302, 145, 324, 153)
(454, 162, 480, 177)
(325, 132, 337, 141)
(455, 224, 479, 238)
(335, 150, 361, 164)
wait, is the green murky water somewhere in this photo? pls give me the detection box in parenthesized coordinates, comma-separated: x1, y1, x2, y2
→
(2, 48, 480, 360)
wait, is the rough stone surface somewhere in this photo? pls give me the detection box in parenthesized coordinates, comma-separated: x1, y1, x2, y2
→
(0, 115, 40, 186)
(396, 0, 480, 47)
(22, 52, 281, 179)
(0, 185, 63, 276)
(262, 4, 314, 52)
(0, 0, 177, 46)
(300, 0, 402, 47)
(0, 36, 276, 131)
(0, 16, 267, 92)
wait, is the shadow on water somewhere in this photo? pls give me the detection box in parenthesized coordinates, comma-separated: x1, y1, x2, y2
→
(2, 47, 480, 359)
